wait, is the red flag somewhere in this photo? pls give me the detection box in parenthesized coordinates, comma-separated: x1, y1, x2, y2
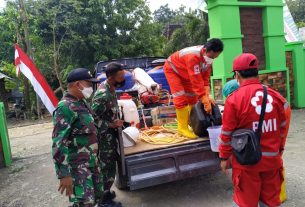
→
(14, 44, 59, 114)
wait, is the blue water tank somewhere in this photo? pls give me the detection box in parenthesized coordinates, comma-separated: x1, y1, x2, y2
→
(96, 70, 135, 91)
(147, 66, 171, 92)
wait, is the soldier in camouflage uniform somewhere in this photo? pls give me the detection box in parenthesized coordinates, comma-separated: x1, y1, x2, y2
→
(92, 63, 125, 207)
(52, 68, 103, 207)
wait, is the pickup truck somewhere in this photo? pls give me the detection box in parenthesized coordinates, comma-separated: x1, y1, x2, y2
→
(94, 57, 220, 190)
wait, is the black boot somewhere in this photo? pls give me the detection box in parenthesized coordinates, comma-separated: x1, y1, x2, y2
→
(99, 190, 122, 207)
(103, 190, 116, 201)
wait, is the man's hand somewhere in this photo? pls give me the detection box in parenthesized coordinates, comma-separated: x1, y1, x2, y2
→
(201, 96, 212, 114)
(58, 176, 73, 197)
(209, 96, 216, 106)
(110, 119, 124, 128)
(220, 160, 230, 174)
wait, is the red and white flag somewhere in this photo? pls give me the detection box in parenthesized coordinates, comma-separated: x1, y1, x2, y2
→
(14, 44, 58, 114)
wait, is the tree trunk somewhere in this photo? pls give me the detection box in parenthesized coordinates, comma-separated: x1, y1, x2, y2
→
(54, 86, 63, 95)
(18, 0, 33, 117)
(52, 22, 64, 95)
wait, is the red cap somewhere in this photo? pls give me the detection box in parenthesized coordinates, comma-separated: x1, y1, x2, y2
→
(120, 93, 132, 100)
(232, 53, 259, 71)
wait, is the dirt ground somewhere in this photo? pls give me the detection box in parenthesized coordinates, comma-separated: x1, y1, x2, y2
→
(0, 109, 304, 207)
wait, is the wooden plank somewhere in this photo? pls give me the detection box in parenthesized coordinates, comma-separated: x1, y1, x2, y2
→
(124, 137, 209, 156)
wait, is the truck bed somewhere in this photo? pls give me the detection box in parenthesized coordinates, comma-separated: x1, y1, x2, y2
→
(124, 137, 209, 155)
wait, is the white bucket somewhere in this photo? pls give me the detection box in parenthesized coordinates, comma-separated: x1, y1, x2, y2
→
(207, 125, 222, 152)
(122, 127, 139, 147)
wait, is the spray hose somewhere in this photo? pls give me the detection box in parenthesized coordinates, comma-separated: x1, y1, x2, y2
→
(140, 125, 190, 145)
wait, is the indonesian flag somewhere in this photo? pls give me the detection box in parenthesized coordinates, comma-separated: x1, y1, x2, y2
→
(14, 44, 59, 114)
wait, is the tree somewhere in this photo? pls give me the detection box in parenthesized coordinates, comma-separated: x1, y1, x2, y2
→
(153, 4, 177, 24)
(0, 14, 15, 64)
(286, 0, 305, 27)
(153, 4, 209, 56)
(297, 22, 305, 28)
(33, 0, 165, 86)
(33, 0, 83, 95)
(0, 0, 166, 117)
(163, 12, 209, 56)
(17, 0, 35, 115)
(0, 2, 19, 110)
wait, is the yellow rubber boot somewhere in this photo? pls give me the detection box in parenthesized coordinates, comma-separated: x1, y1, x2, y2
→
(176, 106, 197, 139)
(186, 105, 196, 132)
(187, 105, 193, 114)
(280, 168, 287, 203)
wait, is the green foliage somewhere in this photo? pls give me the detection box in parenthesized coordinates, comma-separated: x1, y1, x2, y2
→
(286, 0, 305, 27)
(153, 4, 177, 24)
(1, 62, 18, 91)
(1, 0, 167, 96)
(0, 0, 211, 116)
(61, 65, 74, 86)
(28, 0, 167, 83)
(297, 22, 305, 28)
(0, 2, 18, 63)
(160, 10, 209, 56)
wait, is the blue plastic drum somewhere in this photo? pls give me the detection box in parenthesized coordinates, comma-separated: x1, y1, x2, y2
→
(147, 66, 171, 92)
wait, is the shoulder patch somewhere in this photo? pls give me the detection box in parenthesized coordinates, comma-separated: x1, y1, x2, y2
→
(194, 65, 200, 74)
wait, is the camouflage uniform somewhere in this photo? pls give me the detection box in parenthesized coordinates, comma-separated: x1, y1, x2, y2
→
(52, 93, 103, 207)
(92, 82, 120, 191)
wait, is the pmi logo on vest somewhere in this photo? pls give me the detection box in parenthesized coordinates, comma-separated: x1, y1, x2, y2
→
(251, 90, 277, 133)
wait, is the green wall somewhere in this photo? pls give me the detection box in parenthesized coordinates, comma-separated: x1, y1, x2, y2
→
(285, 42, 305, 108)
(0, 102, 12, 167)
(207, 0, 290, 102)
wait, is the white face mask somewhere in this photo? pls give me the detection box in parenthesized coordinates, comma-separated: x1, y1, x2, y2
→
(79, 84, 93, 99)
(204, 55, 214, 65)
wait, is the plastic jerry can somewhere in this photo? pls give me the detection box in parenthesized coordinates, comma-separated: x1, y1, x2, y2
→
(118, 93, 140, 129)
(189, 103, 222, 137)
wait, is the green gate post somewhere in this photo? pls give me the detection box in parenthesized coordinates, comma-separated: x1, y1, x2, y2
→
(0, 102, 12, 167)
(207, 0, 289, 102)
(285, 42, 305, 108)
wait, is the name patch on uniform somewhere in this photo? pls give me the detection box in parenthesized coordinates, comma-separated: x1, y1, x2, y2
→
(253, 118, 277, 133)
(194, 65, 200, 74)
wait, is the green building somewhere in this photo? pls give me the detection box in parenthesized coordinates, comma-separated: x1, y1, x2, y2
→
(207, 0, 305, 108)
